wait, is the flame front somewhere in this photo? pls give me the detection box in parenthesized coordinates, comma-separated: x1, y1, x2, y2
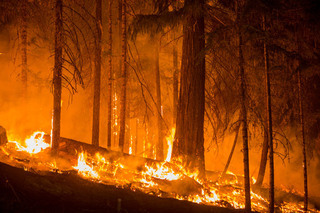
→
(0, 130, 319, 213)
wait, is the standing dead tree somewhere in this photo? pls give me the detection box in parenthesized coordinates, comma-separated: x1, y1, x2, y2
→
(107, 0, 113, 149)
(236, 0, 251, 211)
(20, 0, 28, 98)
(119, 0, 127, 152)
(92, 0, 102, 147)
(52, 0, 63, 152)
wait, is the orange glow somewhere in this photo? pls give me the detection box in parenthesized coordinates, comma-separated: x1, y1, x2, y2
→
(0, 130, 319, 213)
(165, 128, 175, 162)
(8, 131, 49, 154)
(73, 152, 99, 179)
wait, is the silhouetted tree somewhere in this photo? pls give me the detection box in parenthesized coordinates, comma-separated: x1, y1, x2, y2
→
(119, 0, 127, 152)
(92, 0, 102, 147)
(107, 0, 113, 149)
(174, 0, 206, 176)
(236, 0, 251, 210)
(155, 40, 163, 160)
(52, 0, 63, 152)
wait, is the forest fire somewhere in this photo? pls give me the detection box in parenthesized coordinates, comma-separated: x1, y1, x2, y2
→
(0, 130, 317, 212)
(1, 0, 320, 212)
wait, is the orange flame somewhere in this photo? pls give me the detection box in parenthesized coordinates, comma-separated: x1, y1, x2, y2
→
(73, 152, 99, 179)
(9, 131, 49, 154)
(165, 128, 175, 162)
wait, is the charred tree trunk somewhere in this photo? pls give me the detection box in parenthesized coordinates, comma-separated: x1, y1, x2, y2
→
(173, 0, 205, 177)
(298, 66, 308, 212)
(135, 119, 139, 155)
(126, 73, 131, 154)
(51, 0, 63, 152)
(173, 31, 178, 126)
(118, 0, 127, 152)
(255, 128, 268, 187)
(237, 2, 251, 210)
(0, 126, 8, 146)
(155, 42, 164, 161)
(107, 0, 113, 149)
(262, 16, 275, 213)
(92, 0, 102, 147)
(221, 124, 240, 178)
(20, 0, 28, 97)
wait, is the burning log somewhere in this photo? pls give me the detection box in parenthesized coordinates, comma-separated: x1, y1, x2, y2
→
(56, 137, 204, 194)
(0, 126, 8, 146)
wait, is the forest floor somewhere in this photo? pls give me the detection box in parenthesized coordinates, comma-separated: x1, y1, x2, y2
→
(0, 162, 248, 213)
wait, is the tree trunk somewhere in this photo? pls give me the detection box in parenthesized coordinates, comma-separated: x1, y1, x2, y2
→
(0, 126, 8, 146)
(237, 2, 251, 209)
(155, 42, 164, 161)
(173, 31, 178, 126)
(263, 16, 275, 213)
(92, 0, 102, 147)
(107, 0, 113, 149)
(255, 128, 268, 187)
(221, 124, 240, 178)
(118, 0, 127, 152)
(51, 0, 63, 152)
(298, 66, 308, 212)
(20, 0, 28, 98)
(135, 119, 139, 155)
(173, 0, 205, 177)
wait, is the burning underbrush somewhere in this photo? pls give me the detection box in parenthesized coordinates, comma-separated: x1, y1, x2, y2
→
(0, 131, 319, 213)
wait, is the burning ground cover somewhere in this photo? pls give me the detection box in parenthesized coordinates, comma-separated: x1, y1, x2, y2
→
(0, 131, 319, 213)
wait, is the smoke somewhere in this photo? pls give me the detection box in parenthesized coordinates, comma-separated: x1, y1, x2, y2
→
(0, 28, 93, 147)
(205, 128, 320, 198)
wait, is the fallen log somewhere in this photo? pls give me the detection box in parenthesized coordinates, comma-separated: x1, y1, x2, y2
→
(0, 161, 247, 213)
(56, 137, 204, 196)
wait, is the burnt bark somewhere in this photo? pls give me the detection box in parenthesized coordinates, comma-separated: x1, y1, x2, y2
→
(51, 0, 63, 152)
(298, 67, 308, 212)
(0, 126, 8, 146)
(92, 0, 102, 147)
(107, 0, 113, 149)
(263, 16, 275, 213)
(155, 41, 164, 161)
(173, 31, 178, 126)
(173, 0, 205, 176)
(135, 119, 139, 155)
(118, 0, 127, 152)
(20, 0, 28, 97)
(237, 1, 251, 210)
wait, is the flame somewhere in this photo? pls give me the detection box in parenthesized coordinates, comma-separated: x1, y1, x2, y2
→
(1, 129, 320, 213)
(73, 152, 99, 179)
(252, 176, 256, 184)
(165, 128, 175, 162)
(129, 136, 133, 155)
(9, 131, 49, 154)
(143, 162, 182, 181)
